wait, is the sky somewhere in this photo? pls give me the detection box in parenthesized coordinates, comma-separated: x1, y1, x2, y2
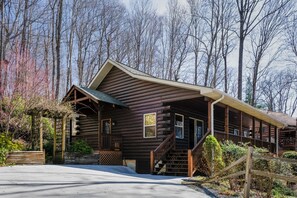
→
(121, 0, 170, 15)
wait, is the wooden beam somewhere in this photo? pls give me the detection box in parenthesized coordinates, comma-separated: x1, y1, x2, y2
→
(268, 124, 271, 143)
(295, 118, 297, 150)
(259, 121, 263, 140)
(225, 106, 229, 140)
(244, 147, 253, 198)
(260, 121, 263, 147)
(251, 170, 297, 183)
(98, 103, 102, 150)
(239, 111, 243, 142)
(268, 124, 271, 152)
(207, 100, 211, 131)
(61, 116, 66, 162)
(210, 155, 247, 179)
(188, 150, 193, 177)
(276, 127, 279, 156)
(150, 150, 154, 174)
(53, 118, 57, 159)
(252, 117, 255, 145)
(39, 112, 43, 151)
(68, 96, 90, 103)
(31, 115, 34, 150)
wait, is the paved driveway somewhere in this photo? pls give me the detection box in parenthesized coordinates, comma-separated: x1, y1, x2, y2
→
(0, 165, 211, 198)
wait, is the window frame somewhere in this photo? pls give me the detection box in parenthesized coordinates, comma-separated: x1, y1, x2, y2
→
(143, 112, 157, 138)
(175, 113, 184, 139)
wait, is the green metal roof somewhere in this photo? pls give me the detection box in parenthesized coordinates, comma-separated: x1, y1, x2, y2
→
(79, 86, 127, 108)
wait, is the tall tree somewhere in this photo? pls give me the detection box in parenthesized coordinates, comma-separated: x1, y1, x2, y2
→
(163, 0, 190, 81)
(249, 0, 291, 106)
(55, 0, 63, 99)
(235, 0, 290, 100)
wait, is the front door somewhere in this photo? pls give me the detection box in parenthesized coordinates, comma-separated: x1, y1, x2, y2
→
(189, 118, 204, 149)
(101, 119, 111, 149)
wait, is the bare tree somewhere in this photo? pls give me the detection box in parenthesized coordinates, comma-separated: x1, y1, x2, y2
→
(125, 0, 162, 75)
(235, 0, 291, 100)
(162, 0, 190, 81)
(259, 68, 297, 116)
(249, 1, 292, 106)
(55, 0, 63, 99)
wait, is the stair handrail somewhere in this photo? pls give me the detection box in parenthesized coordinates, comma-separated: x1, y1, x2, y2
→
(189, 130, 210, 176)
(192, 130, 211, 154)
(150, 132, 175, 173)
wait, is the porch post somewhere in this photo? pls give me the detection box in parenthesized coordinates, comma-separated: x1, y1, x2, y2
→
(239, 111, 243, 142)
(276, 127, 279, 156)
(295, 118, 297, 151)
(274, 126, 277, 152)
(39, 112, 43, 151)
(31, 114, 35, 150)
(207, 100, 211, 132)
(225, 106, 229, 140)
(252, 117, 255, 145)
(259, 121, 263, 147)
(61, 116, 66, 161)
(268, 124, 271, 152)
(98, 103, 101, 150)
(53, 118, 57, 159)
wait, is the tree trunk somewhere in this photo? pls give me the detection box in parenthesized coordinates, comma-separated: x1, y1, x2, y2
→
(238, 32, 244, 100)
(55, 0, 63, 99)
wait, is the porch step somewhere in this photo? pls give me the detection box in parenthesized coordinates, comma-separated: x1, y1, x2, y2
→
(153, 149, 188, 176)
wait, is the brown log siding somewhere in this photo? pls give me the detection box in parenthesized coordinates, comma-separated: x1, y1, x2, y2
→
(97, 67, 200, 173)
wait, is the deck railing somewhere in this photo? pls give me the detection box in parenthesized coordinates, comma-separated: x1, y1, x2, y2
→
(279, 137, 296, 148)
(215, 130, 276, 153)
(150, 133, 175, 173)
(101, 134, 122, 150)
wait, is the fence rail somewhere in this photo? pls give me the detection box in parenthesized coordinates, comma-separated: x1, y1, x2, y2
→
(196, 146, 297, 198)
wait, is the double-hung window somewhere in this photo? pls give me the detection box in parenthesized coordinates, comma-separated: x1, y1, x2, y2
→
(143, 113, 156, 138)
(175, 114, 184, 139)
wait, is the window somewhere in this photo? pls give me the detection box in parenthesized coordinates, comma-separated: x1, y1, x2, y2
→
(143, 113, 156, 138)
(101, 119, 111, 134)
(175, 114, 184, 139)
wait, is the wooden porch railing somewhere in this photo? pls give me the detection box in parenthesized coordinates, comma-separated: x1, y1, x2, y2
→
(215, 130, 277, 153)
(150, 133, 175, 173)
(188, 130, 211, 177)
(279, 137, 296, 148)
(101, 134, 122, 150)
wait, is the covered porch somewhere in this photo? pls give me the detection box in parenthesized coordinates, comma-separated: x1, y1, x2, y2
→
(151, 96, 283, 176)
(63, 85, 128, 164)
(162, 96, 279, 153)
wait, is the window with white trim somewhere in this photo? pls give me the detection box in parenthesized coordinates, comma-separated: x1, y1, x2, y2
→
(143, 113, 156, 138)
(175, 114, 184, 139)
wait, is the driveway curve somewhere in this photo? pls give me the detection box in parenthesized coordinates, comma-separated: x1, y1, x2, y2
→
(0, 165, 212, 198)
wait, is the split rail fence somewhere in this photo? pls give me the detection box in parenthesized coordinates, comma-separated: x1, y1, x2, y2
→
(200, 147, 297, 198)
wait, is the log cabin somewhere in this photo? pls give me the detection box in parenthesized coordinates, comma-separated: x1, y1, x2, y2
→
(63, 59, 285, 176)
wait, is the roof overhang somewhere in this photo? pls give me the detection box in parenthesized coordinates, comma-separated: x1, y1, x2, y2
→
(63, 85, 127, 108)
(88, 59, 285, 128)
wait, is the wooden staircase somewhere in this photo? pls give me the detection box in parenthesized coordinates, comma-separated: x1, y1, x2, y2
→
(151, 131, 211, 177)
(154, 149, 188, 176)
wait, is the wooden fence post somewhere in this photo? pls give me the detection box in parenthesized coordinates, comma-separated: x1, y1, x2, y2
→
(53, 118, 57, 160)
(244, 146, 253, 198)
(188, 149, 193, 177)
(150, 150, 154, 173)
(61, 116, 66, 162)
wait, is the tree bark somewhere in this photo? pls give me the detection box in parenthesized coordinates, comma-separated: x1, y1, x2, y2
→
(55, 0, 63, 99)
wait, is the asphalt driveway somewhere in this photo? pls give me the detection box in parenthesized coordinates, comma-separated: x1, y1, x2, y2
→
(0, 165, 212, 198)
